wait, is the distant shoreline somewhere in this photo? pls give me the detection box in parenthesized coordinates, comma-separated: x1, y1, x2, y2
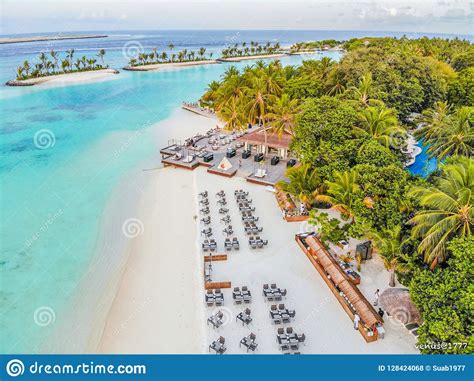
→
(5, 68, 119, 87)
(123, 60, 220, 71)
(0, 34, 108, 45)
(217, 53, 287, 62)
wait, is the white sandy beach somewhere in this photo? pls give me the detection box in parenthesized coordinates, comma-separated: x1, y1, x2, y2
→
(123, 60, 219, 71)
(97, 109, 417, 354)
(6, 69, 119, 87)
(218, 53, 287, 62)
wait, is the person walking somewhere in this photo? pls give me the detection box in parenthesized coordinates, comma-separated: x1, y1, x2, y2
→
(378, 308, 385, 319)
(353, 313, 360, 330)
(374, 289, 380, 306)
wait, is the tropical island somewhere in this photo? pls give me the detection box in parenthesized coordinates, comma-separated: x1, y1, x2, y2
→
(6, 48, 118, 86)
(218, 41, 286, 62)
(289, 39, 345, 53)
(199, 36, 473, 354)
(123, 45, 218, 71)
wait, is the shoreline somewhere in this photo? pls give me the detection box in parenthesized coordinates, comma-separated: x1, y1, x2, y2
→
(0, 34, 108, 44)
(6, 69, 119, 87)
(97, 110, 221, 353)
(217, 53, 287, 62)
(123, 60, 219, 71)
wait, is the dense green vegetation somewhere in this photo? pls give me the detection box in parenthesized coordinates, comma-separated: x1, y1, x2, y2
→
(15, 49, 108, 80)
(221, 41, 281, 58)
(202, 36, 473, 353)
(290, 40, 343, 52)
(128, 46, 212, 67)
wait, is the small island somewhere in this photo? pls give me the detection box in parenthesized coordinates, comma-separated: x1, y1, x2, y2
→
(288, 40, 345, 54)
(0, 34, 107, 45)
(217, 41, 286, 62)
(6, 48, 119, 86)
(123, 45, 219, 71)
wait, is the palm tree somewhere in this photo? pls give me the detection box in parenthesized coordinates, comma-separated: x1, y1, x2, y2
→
(66, 49, 75, 71)
(244, 76, 274, 146)
(22, 60, 30, 77)
(16, 66, 25, 80)
(198, 47, 206, 60)
(168, 43, 174, 52)
(215, 74, 246, 111)
(423, 107, 474, 160)
(409, 156, 473, 269)
(415, 101, 451, 142)
(315, 170, 360, 221)
(266, 94, 301, 137)
(355, 106, 406, 148)
(261, 64, 283, 96)
(277, 164, 321, 205)
(201, 80, 221, 106)
(217, 97, 246, 131)
(369, 226, 410, 287)
(61, 59, 70, 72)
(38, 52, 48, 71)
(50, 50, 59, 72)
(161, 52, 168, 62)
(97, 49, 106, 66)
(347, 73, 381, 106)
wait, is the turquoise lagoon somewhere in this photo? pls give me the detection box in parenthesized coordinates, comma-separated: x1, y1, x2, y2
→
(0, 31, 344, 352)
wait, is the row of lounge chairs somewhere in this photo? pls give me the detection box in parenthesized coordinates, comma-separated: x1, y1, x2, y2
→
(232, 286, 252, 304)
(205, 289, 224, 306)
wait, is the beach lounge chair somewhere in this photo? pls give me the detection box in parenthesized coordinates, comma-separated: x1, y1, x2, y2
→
(220, 215, 231, 224)
(217, 198, 227, 206)
(271, 284, 277, 290)
(199, 198, 209, 206)
(200, 206, 209, 215)
(199, 191, 208, 198)
(216, 190, 225, 197)
(280, 288, 287, 298)
(263, 284, 269, 295)
(219, 207, 229, 214)
(232, 237, 239, 250)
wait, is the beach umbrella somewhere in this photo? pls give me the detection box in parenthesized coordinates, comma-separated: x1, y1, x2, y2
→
(379, 288, 421, 325)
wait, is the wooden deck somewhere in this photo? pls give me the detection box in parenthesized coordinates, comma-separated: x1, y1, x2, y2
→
(295, 233, 382, 343)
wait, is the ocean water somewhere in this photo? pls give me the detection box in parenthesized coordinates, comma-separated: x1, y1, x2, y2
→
(0, 29, 466, 353)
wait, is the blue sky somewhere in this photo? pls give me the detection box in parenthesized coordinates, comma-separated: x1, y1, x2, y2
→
(1, 0, 473, 36)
